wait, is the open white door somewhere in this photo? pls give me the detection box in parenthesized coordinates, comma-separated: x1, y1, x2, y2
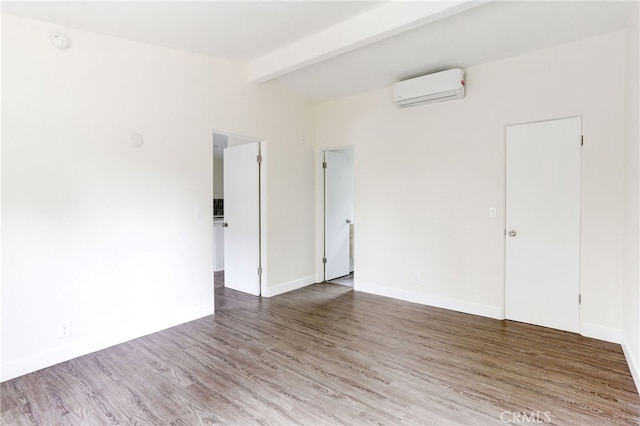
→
(325, 149, 354, 281)
(223, 141, 260, 296)
(505, 117, 581, 333)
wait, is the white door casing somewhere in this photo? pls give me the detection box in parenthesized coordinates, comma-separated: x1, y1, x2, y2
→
(505, 116, 581, 333)
(223, 141, 261, 296)
(325, 149, 354, 281)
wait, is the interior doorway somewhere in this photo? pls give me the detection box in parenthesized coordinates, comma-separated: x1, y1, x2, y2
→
(505, 116, 582, 333)
(324, 146, 354, 286)
(212, 131, 265, 297)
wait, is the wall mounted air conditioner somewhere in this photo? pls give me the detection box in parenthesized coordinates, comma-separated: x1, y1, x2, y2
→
(392, 68, 465, 108)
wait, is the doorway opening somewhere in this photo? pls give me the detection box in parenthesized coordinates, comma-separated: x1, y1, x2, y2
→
(213, 131, 266, 299)
(323, 146, 354, 287)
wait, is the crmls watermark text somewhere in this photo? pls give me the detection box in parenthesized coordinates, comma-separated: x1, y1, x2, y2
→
(500, 411, 551, 424)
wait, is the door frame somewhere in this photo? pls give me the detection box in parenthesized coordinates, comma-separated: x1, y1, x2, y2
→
(503, 115, 582, 331)
(319, 145, 355, 283)
(213, 130, 268, 297)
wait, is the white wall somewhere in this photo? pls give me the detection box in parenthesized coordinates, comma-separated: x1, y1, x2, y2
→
(316, 31, 626, 340)
(1, 14, 316, 381)
(623, 2, 640, 392)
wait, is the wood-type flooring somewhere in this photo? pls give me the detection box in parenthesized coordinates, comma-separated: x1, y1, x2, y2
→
(2, 272, 640, 425)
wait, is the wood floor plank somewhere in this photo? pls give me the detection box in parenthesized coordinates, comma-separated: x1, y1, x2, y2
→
(2, 273, 640, 425)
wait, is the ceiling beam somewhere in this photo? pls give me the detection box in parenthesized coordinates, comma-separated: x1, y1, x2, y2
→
(247, 0, 489, 84)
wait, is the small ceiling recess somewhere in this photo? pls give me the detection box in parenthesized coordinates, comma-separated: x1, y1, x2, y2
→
(49, 32, 70, 49)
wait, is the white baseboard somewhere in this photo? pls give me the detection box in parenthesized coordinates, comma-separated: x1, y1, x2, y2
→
(622, 338, 640, 395)
(580, 322, 622, 343)
(1, 303, 213, 382)
(265, 275, 316, 297)
(355, 281, 504, 320)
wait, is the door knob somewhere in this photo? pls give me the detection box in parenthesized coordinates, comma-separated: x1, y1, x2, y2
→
(346, 219, 352, 224)
(508, 230, 517, 237)
(222, 222, 229, 228)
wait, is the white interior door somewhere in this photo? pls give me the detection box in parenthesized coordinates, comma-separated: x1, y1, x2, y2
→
(223, 141, 260, 296)
(325, 149, 354, 281)
(505, 117, 581, 333)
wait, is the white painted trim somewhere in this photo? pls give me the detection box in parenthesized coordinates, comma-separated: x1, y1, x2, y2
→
(622, 338, 640, 395)
(248, 1, 487, 83)
(259, 140, 268, 296)
(356, 281, 504, 320)
(265, 275, 316, 298)
(1, 303, 213, 382)
(315, 146, 326, 284)
(580, 322, 622, 344)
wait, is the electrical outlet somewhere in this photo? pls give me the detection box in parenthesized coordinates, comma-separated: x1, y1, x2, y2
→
(415, 274, 420, 284)
(59, 321, 71, 339)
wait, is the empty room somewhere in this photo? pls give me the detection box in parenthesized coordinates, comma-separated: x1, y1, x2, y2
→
(2, 1, 640, 424)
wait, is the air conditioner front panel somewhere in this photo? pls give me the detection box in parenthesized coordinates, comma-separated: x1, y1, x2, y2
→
(392, 68, 465, 107)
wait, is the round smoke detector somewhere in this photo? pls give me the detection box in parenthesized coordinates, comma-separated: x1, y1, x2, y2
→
(49, 32, 70, 49)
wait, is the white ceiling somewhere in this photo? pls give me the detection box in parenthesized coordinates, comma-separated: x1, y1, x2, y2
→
(279, 1, 633, 101)
(1, 1, 383, 61)
(1, 1, 634, 102)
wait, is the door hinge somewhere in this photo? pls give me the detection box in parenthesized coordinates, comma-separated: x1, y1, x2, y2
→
(257, 154, 262, 163)
(579, 293, 582, 304)
(257, 267, 262, 276)
(322, 257, 327, 264)
(322, 161, 327, 169)
(581, 135, 584, 146)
